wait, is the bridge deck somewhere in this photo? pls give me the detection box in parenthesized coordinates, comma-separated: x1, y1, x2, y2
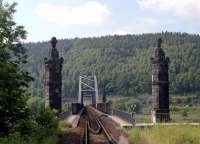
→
(109, 116, 133, 128)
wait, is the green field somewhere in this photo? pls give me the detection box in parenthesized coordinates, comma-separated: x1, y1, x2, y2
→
(135, 108, 200, 123)
(128, 125, 200, 144)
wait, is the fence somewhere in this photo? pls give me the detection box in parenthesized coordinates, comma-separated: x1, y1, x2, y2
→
(111, 108, 135, 124)
(111, 108, 200, 124)
(59, 111, 71, 119)
(134, 111, 200, 123)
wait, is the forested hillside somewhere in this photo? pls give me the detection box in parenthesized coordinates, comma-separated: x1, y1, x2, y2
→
(25, 32, 200, 98)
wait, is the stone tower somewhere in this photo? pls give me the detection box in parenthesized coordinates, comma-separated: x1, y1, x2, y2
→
(44, 37, 63, 112)
(151, 38, 170, 123)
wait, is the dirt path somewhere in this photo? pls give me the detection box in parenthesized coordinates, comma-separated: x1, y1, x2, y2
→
(59, 128, 84, 144)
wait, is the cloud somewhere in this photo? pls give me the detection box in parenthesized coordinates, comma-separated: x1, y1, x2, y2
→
(34, 1, 111, 26)
(113, 17, 159, 35)
(113, 30, 132, 35)
(137, 0, 200, 20)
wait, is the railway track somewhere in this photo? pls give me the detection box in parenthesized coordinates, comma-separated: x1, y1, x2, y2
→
(72, 106, 128, 144)
(83, 106, 125, 144)
(84, 117, 118, 144)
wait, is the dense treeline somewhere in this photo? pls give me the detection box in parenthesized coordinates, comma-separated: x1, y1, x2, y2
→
(25, 32, 200, 98)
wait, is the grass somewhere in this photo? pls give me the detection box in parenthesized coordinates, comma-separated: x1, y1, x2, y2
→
(128, 125, 200, 144)
(58, 120, 71, 131)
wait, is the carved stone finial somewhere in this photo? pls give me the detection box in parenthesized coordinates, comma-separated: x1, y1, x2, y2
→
(157, 38, 162, 48)
(51, 37, 57, 48)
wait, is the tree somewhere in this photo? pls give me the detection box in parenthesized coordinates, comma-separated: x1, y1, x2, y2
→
(0, 1, 33, 135)
(24, 32, 200, 97)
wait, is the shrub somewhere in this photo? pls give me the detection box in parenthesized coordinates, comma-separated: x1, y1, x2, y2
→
(0, 108, 59, 144)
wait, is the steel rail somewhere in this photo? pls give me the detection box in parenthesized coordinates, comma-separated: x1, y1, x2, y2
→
(96, 118, 118, 144)
(84, 121, 89, 144)
(85, 106, 118, 144)
(76, 108, 85, 127)
(88, 118, 102, 134)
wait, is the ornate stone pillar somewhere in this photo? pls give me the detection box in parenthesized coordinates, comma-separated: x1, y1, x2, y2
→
(44, 37, 63, 112)
(151, 38, 170, 122)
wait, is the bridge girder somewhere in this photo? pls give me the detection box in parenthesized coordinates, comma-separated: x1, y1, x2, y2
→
(78, 75, 99, 106)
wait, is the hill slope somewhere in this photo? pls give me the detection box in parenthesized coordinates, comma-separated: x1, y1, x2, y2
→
(25, 32, 200, 98)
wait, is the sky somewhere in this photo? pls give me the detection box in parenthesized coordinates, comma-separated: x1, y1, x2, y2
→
(6, 0, 200, 42)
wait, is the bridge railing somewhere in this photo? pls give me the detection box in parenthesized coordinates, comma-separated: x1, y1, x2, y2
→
(133, 111, 200, 123)
(59, 111, 71, 119)
(111, 108, 135, 124)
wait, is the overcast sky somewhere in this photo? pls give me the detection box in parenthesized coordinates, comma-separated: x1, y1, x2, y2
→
(7, 0, 200, 42)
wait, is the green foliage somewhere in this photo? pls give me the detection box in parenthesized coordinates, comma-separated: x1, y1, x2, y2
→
(35, 108, 59, 136)
(182, 110, 188, 118)
(0, 1, 60, 143)
(31, 108, 59, 144)
(0, 108, 59, 144)
(58, 120, 71, 131)
(25, 32, 200, 98)
(27, 97, 45, 113)
(0, 0, 33, 135)
(0, 132, 25, 144)
(62, 101, 71, 112)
